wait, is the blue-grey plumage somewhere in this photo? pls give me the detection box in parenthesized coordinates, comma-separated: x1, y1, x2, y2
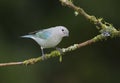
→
(21, 26, 69, 57)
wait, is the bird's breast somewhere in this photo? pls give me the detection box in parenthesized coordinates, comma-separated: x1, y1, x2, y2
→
(33, 33, 63, 48)
(42, 36, 62, 48)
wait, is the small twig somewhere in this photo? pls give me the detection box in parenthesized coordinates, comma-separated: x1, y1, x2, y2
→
(0, 62, 23, 67)
(59, 0, 113, 30)
(60, 0, 91, 20)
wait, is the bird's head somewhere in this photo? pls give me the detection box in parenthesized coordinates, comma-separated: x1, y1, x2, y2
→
(55, 26, 69, 38)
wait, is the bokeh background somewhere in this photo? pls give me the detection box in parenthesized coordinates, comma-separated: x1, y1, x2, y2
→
(0, 0, 120, 83)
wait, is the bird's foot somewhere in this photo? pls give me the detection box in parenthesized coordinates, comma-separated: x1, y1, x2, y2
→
(41, 54, 47, 60)
(56, 47, 63, 55)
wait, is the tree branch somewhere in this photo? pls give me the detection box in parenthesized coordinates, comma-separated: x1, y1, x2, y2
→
(0, 0, 120, 67)
(0, 62, 23, 67)
(0, 38, 94, 67)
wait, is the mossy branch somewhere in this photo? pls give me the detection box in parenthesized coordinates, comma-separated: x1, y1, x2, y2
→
(0, 0, 120, 67)
(0, 40, 93, 67)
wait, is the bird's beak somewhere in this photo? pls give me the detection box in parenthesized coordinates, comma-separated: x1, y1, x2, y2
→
(66, 34, 69, 37)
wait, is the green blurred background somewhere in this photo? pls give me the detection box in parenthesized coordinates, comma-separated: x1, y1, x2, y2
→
(0, 0, 120, 83)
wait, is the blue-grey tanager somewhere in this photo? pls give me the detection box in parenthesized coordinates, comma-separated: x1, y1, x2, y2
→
(21, 26, 69, 58)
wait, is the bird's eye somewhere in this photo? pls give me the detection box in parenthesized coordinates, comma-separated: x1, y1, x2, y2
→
(62, 29, 64, 32)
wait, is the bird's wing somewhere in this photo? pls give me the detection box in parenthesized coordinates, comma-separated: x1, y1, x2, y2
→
(28, 29, 42, 35)
(35, 30, 52, 39)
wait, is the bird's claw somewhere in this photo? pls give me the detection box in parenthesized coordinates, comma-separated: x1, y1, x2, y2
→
(41, 55, 47, 60)
(56, 47, 64, 55)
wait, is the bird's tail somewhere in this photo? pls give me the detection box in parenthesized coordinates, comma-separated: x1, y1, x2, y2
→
(21, 35, 34, 39)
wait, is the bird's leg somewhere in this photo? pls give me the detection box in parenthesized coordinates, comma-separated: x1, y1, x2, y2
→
(41, 47, 44, 56)
(41, 47, 46, 60)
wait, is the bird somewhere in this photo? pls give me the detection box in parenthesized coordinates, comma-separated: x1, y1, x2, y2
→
(21, 26, 69, 59)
